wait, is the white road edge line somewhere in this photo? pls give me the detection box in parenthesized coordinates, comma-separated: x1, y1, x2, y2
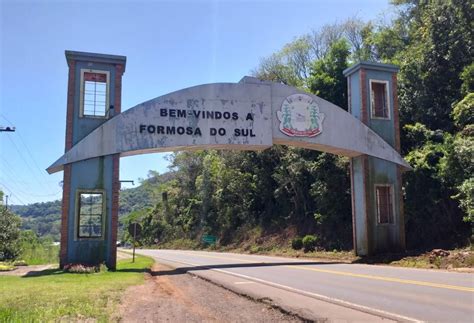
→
(148, 254, 423, 323)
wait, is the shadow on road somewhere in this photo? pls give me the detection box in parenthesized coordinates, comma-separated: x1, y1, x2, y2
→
(149, 261, 343, 276)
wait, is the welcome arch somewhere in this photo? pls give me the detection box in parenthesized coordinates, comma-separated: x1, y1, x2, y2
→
(49, 51, 410, 269)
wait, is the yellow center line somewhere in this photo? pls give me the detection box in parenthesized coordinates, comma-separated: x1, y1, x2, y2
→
(182, 252, 474, 293)
(284, 265, 474, 293)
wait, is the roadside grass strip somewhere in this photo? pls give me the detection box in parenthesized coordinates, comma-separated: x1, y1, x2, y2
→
(0, 255, 153, 322)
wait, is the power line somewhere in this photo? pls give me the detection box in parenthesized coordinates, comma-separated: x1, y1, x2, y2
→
(0, 164, 61, 198)
(9, 122, 58, 188)
(0, 170, 36, 205)
(0, 181, 28, 205)
(0, 156, 62, 204)
(0, 114, 62, 197)
(5, 134, 55, 195)
(0, 155, 30, 185)
(1, 114, 59, 193)
(9, 193, 28, 206)
(0, 156, 35, 203)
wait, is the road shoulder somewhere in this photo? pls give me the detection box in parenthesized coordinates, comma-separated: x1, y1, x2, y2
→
(116, 262, 302, 322)
(142, 256, 397, 322)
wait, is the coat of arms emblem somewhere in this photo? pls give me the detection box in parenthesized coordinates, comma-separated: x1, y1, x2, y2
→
(277, 94, 325, 137)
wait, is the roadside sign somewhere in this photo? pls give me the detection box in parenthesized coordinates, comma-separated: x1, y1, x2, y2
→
(202, 234, 217, 245)
(127, 223, 142, 263)
(128, 223, 142, 237)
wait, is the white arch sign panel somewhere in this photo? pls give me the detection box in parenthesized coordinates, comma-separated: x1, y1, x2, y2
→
(47, 76, 410, 174)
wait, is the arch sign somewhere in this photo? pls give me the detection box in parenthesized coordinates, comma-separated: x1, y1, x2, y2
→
(49, 51, 409, 269)
(48, 77, 408, 173)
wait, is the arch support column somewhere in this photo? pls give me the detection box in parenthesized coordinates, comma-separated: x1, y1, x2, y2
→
(59, 51, 126, 269)
(344, 62, 406, 256)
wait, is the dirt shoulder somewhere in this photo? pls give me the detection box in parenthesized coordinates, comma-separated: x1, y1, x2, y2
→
(116, 262, 301, 322)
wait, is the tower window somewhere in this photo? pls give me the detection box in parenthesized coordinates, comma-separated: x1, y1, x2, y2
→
(81, 70, 109, 118)
(370, 80, 390, 119)
(77, 192, 104, 238)
(375, 185, 394, 224)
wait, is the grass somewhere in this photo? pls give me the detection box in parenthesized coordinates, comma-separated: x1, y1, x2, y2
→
(19, 244, 60, 265)
(0, 255, 154, 322)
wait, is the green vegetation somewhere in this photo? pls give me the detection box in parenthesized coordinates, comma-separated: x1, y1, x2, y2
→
(0, 201, 59, 264)
(18, 230, 59, 265)
(0, 205, 21, 261)
(302, 235, 318, 253)
(291, 237, 303, 250)
(11, 200, 61, 241)
(0, 255, 153, 322)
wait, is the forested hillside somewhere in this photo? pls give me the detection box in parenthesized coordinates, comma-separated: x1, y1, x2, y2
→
(12, 1, 473, 252)
(11, 200, 62, 240)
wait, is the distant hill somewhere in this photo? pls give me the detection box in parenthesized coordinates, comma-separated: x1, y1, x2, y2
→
(11, 200, 62, 240)
(11, 171, 172, 240)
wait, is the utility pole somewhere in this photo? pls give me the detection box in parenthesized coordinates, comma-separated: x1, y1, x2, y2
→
(0, 126, 16, 132)
(1, 124, 15, 209)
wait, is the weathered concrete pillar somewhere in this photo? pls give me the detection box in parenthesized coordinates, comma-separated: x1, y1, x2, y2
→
(59, 51, 125, 269)
(344, 62, 405, 256)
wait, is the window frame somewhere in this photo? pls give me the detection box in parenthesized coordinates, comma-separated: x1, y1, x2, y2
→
(79, 69, 110, 119)
(75, 189, 106, 240)
(374, 184, 395, 225)
(369, 79, 391, 120)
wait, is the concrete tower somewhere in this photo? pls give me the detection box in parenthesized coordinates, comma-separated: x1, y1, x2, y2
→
(344, 62, 405, 256)
(60, 51, 126, 269)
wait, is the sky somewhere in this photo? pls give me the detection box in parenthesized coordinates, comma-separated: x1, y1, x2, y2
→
(0, 0, 392, 205)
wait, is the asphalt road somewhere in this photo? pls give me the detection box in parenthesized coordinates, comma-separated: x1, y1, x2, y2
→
(136, 249, 474, 322)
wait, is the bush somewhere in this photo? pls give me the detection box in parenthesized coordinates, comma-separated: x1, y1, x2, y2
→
(13, 260, 27, 266)
(302, 235, 318, 252)
(249, 245, 262, 254)
(0, 263, 14, 271)
(291, 237, 303, 250)
(63, 263, 100, 274)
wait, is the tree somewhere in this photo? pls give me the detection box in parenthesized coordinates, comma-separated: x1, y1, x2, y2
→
(395, 0, 473, 133)
(452, 93, 474, 130)
(450, 93, 474, 229)
(308, 39, 350, 109)
(0, 205, 22, 261)
(253, 17, 372, 91)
